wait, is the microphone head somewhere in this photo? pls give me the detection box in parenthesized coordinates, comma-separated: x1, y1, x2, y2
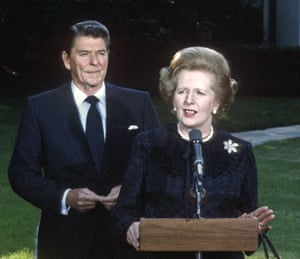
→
(189, 129, 202, 142)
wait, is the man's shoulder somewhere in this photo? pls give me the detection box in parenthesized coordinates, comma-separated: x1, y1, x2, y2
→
(28, 83, 70, 101)
(25, 83, 71, 111)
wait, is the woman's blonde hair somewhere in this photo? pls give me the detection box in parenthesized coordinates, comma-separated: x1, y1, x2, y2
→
(159, 46, 238, 120)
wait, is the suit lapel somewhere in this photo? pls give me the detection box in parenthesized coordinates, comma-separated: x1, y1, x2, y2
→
(52, 83, 133, 180)
(100, 84, 129, 175)
(52, 84, 91, 163)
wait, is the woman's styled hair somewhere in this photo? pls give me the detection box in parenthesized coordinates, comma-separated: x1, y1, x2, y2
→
(159, 46, 238, 120)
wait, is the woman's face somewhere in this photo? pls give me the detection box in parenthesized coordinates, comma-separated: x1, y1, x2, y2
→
(173, 69, 219, 134)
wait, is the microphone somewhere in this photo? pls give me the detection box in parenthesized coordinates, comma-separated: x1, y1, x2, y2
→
(189, 128, 207, 215)
(189, 129, 203, 179)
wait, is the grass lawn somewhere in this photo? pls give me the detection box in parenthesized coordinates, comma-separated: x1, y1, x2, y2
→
(1, 97, 300, 258)
(246, 138, 300, 259)
(0, 99, 39, 258)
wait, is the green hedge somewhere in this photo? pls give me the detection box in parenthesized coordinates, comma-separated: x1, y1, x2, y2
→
(2, 45, 300, 98)
(222, 46, 300, 97)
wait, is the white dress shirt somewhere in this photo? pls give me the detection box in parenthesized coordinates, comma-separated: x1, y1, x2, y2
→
(71, 82, 107, 138)
(61, 82, 107, 215)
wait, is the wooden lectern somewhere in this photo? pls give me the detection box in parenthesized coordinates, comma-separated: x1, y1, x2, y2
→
(140, 218, 258, 252)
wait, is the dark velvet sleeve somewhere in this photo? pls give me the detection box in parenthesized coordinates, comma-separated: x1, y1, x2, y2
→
(113, 134, 146, 237)
(240, 142, 260, 256)
(238, 142, 259, 213)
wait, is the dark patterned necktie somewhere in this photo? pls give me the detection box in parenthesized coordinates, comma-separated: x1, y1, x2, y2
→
(85, 96, 104, 171)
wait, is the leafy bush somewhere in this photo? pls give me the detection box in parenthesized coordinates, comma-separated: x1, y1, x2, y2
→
(222, 46, 300, 97)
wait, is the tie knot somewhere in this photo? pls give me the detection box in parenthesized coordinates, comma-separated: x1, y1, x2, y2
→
(85, 96, 99, 106)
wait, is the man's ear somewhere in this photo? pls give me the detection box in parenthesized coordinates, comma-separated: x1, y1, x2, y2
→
(61, 51, 71, 70)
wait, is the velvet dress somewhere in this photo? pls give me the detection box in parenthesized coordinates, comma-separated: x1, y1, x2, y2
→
(114, 124, 258, 259)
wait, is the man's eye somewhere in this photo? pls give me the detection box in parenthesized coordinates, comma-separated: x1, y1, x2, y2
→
(98, 51, 107, 56)
(78, 52, 88, 57)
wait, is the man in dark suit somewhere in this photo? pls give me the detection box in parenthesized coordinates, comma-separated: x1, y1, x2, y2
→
(8, 20, 160, 259)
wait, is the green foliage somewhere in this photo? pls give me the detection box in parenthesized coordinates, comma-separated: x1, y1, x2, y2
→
(217, 96, 300, 131)
(0, 248, 34, 259)
(0, 0, 264, 98)
(0, 0, 262, 46)
(222, 46, 300, 96)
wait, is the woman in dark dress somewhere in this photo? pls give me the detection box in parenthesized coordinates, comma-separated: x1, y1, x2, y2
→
(114, 46, 275, 259)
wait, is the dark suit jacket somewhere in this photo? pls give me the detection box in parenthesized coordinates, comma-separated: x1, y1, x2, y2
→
(8, 82, 160, 259)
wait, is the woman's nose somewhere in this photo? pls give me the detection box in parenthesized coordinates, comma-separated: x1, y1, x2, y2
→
(185, 91, 194, 104)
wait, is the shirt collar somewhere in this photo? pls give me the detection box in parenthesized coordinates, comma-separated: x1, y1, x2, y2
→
(71, 81, 106, 106)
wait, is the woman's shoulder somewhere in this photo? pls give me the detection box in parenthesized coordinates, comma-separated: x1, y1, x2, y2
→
(135, 124, 190, 160)
(213, 129, 253, 154)
(216, 129, 251, 145)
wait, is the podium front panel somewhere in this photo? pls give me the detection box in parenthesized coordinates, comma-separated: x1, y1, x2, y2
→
(140, 218, 258, 251)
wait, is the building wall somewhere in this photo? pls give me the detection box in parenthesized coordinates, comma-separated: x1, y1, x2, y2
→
(276, 0, 300, 46)
(264, 0, 300, 47)
(263, 0, 275, 45)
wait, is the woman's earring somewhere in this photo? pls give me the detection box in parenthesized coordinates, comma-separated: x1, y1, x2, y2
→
(213, 109, 217, 114)
(172, 107, 177, 112)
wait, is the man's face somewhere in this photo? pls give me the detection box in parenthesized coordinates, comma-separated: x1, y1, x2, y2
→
(62, 36, 109, 91)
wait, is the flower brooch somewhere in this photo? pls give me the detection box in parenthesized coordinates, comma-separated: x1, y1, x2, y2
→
(223, 139, 239, 154)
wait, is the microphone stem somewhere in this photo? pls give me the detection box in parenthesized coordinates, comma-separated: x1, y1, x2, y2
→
(195, 176, 203, 259)
(195, 251, 202, 259)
